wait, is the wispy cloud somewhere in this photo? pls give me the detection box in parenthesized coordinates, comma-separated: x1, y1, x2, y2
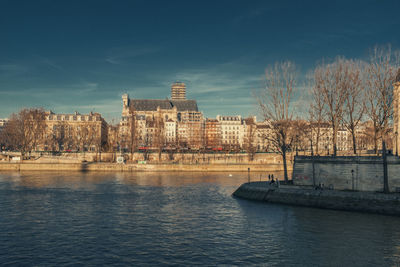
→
(40, 57, 63, 71)
(232, 6, 269, 24)
(105, 45, 161, 65)
(0, 63, 28, 78)
(0, 81, 99, 95)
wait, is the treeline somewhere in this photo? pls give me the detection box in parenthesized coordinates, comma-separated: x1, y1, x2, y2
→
(0, 108, 105, 155)
(256, 45, 399, 182)
(0, 108, 47, 155)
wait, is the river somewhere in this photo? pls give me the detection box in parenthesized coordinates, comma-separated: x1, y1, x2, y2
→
(0, 171, 399, 266)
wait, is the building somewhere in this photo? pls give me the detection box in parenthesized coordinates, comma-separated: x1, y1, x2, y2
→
(216, 115, 245, 151)
(43, 111, 108, 152)
(205, 119, 221, 150)
(177, 111, 204, 149)
(171, 81, 186, 100)
(337, 128, 350, 151)
(120, 82, 202, 151)
(106, 124, 120, 152)
(0, 119, 9, 151)
(254, 122, 272, 152)
(164, 119, 177, 146)
(393, 69, 400, 155)
(0, 118, 8, 132)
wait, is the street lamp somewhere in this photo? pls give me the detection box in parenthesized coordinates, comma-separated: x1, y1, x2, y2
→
(396, 131, 398, 157)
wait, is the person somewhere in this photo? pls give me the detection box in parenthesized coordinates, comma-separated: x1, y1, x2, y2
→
(268, 174, 271, 181)
(270, 177, 275, 185)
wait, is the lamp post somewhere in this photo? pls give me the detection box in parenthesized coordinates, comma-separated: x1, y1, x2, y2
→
(395, 131, 398, 157)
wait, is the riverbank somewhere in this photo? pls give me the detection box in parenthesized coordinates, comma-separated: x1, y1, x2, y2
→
(0, 162, 289, 172)
(233, 182, 400, 216)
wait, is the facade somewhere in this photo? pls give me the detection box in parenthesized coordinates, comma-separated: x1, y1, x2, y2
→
(254, 123, 271, 152)
(216, 115, 245, 151)
(164, 119, 177, 145)
(171, 82, 186, 100)
(107, 124, 120, 152)
(119, 83, 203, 151)
(393, 69, 400, 155)
(205, 119, 221, 149)
(178, 111, 204, 149)
(337, 128, 350, 151)
(43, 111, 108, 152)
(0, 119, 9, 150)
(0, 118, 8, 132)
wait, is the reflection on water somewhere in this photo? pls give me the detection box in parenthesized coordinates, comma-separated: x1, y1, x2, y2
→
(0, 171, 399, 266)
(0, 171, 287, 188)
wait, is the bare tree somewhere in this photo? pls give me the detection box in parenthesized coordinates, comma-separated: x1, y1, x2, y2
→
(243, 117, 257, 161)
(256, 61, 297, 182)
(128, 104, 138, 153)
(314, 57, 350, 156)
(106, 123, 119, 152)
(1, 108, 46, 156)
(50, 121, 68, 151)
(308, 72, 326, 155)
(293, 119, 312, 155)
(155, 110, 165, 161)
(364, 45, 399, 153)
(342, 60, 365, 154)
(73, 122, 98, 153)
(0, 114, 23, 152)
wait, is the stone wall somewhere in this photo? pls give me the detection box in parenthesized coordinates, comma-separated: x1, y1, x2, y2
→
(233, 182, 400, 216)
(0, 162, 288, 172)
(292, 156, 400, 192)
(1, 151, 293, 165)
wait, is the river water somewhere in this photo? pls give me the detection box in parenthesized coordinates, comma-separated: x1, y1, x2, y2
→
(0, 171, 399, 266)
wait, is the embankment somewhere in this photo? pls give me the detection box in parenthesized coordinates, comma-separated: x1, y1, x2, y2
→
(233, 182, 400, 216)
(0, 162, 288, 172)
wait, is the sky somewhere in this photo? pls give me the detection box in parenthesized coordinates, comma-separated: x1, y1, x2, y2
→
(1, 0, 399, 123)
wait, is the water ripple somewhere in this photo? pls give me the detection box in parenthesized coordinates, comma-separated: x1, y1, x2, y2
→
(0, 171, 400, 266)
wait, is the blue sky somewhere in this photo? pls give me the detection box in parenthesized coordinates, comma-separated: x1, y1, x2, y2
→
(1, 0, 399, 123)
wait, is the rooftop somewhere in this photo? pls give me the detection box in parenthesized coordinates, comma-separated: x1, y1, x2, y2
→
(130, 99, 198, 112)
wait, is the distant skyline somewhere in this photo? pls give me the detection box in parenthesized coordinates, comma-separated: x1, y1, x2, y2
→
(1, 0, 399, 122)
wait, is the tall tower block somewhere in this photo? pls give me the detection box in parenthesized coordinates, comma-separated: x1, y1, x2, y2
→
(393, 69, 400, 156)
(171, 82, 186, 100)
(122, 93, 130, 116)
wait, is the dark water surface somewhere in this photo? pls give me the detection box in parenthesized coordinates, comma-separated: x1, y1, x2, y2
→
(0, 171, 399, 266)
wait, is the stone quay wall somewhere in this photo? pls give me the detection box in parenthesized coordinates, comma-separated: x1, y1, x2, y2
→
(233, 182, 400, 216)
(292, 156, 400, 192)
(0, 151, 293, 165)
(0, 162, 288, 172)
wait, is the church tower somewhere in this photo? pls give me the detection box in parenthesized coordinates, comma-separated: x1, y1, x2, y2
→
(393, 69, 400, 156)
(171, 82, 186, 100)
(122, 93, 130, 117)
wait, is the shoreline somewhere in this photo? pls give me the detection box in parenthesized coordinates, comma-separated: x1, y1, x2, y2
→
(233, 182, 400, 216)
(0, 162, 289, 172)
